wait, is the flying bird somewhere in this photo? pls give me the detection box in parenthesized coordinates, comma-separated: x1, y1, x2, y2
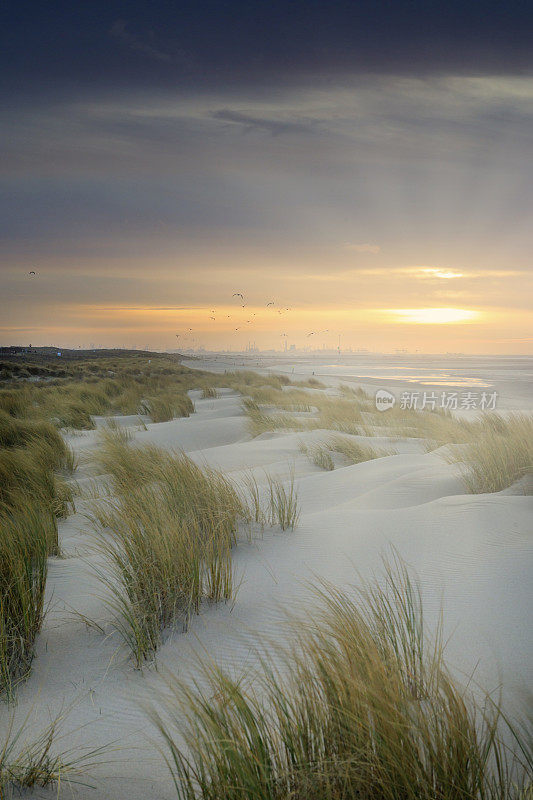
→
(266, 301, 275, 307)
(232, 293, 244, 300)
(307, 332, 315, 337)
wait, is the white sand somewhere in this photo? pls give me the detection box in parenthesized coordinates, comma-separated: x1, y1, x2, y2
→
(4, 357, 532, 799)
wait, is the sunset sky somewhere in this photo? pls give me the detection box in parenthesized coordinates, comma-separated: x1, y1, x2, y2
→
(1, 1, 532, 353)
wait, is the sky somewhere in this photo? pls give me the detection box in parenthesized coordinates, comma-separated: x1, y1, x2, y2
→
(1, 1, 532, 353)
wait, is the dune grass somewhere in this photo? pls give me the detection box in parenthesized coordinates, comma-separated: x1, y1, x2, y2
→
(266, 472, 300, 530)
(241, 381, 532, 494)
(91, 493, 235, 666)
(448, 413, 533, 494)
(0, 704, 110, 792)
(299, 434, 394, 471)
(89, 433, 246, 665)
(151, 556, 532, 800)
(308, 445, 335, 471)
(240, 381, 475, 444)
(242, 389, 369, 437)
(0, 405, 75, 697)
(0, 407, 74, 520)
(326, 433, 396, 464)
(1, 355, 309, 434)
(239, 472, 265, 529)
(140, 392, 194, 423)
(0, 354, 206, 429)
(0, 505, 53, 698)
(90, 431, 301, 663)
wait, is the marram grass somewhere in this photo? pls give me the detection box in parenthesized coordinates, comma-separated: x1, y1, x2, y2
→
(89, 432, 246, 666)
(0, 703, 111, 792)
(90, 432, 301, 664)
(150, 557, 532, 800)
(240, 382, 532, 494)
(448, 413, 533, 494)
(266, 472, 300, 530)
(0, 505, 51, 698)
(299, 434, 395, 470)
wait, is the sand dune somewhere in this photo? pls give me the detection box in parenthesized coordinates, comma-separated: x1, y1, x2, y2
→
(7, 362, 532, 799)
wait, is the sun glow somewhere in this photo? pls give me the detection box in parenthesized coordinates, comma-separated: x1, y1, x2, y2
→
(388, 308, 480, 324)
(416, 268, 464, 279)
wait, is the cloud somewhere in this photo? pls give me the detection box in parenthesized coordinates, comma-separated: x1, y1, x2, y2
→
(110, 20, 173, 64)
(344, 243, 381, 254)
(211, 109, 316, 136)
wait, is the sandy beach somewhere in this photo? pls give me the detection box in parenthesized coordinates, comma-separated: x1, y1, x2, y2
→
(4, 353, 529, 799)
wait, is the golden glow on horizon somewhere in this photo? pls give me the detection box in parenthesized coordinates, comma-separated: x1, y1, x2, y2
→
(387, 308, 480, 324)
(416, 268, 464, 279)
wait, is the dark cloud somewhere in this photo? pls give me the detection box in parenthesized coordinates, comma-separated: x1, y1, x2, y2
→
(1, 75, 532, 265)
(211, 109, 318, 136)
(2, 0, 533, 103)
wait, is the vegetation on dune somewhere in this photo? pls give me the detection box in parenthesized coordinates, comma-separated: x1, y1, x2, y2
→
(0, 354, 206, 427)
(326, 433, 396, 464)
(241, 387, 372, 437)
(266, 472, 300, 530)
(0, 391, 76, 697)
(0, 505, 51, 698)
(91, 487, 236, 667)
(151, 557, 532, 800)
(139, 392, 194, 423)
(448, 413, 533, 494)
(0, 704, 109, 792)
(239, 381, 531, 494)
(89, 432, 300, 665)
(200, 384, 218, 399)
(300, 434, 395, 470)
(307, 444, 335, 470)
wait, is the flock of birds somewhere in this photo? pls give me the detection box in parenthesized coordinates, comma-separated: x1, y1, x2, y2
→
(175, 292, 332, 347)
(27, 273, 334, 349)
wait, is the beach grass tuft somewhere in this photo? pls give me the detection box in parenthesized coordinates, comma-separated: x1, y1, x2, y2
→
(0, 704, 111, 791)
(0, 505, 51, 698)
(150, 556, 532, 799)
(89, 432, 245, 665)
(448, 413, 533, 493)
(140, 392, 193, 423)
(266, 472, 300, 530)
